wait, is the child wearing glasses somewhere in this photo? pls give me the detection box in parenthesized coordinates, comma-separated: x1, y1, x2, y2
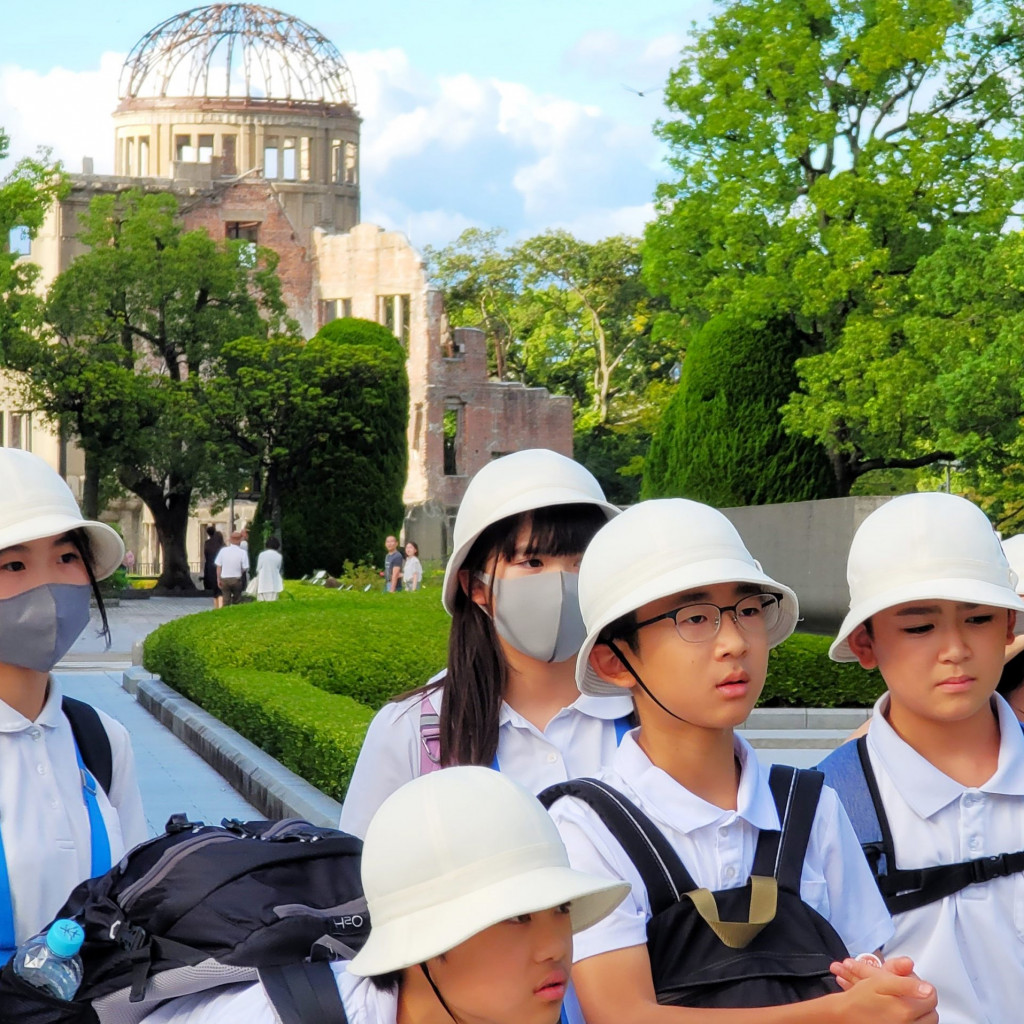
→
(543, 499, 937, 1024)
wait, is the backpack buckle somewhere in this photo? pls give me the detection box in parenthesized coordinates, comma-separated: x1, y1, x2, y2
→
(972, 853, 1009, 884)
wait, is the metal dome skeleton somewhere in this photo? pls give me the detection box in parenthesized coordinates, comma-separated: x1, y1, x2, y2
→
(118, 3, 356, 107)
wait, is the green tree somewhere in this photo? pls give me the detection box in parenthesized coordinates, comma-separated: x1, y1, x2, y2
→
(645, 0, 1024, 493)
(642, 315, 836, 505)
(6, 189, 292, 589)
(211, 319, 408, 576)
(0, 130, 67, 357)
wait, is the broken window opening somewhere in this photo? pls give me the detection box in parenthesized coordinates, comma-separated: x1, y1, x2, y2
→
(331, 139, 343, 183)
(443, 405, 461, 476)
(226, 222, 259, 269)
(344, 142, 358, 185)
(198, 134, 214, 163)
(175, 134, 194, 162)
(282, 138, 296, 180)
(378, 294, 411, 346)
(8, 226, 31, 257)
(139, 137, 150, 176)
(8, 412, 31, 451)
(264, 139, 279, 178)
(125, 137, 134, 175)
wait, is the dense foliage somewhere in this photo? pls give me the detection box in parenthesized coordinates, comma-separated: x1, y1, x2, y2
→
(645, 0, 1024, 497)
(643, 315, 835, 505)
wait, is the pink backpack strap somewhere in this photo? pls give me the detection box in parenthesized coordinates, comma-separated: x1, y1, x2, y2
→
(419, 694, 443, 775)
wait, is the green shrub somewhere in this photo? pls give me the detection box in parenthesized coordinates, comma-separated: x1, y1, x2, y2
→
(765, 633, 885, 708)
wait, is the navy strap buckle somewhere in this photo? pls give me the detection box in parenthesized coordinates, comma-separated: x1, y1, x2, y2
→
(972, 853, 1010, 885)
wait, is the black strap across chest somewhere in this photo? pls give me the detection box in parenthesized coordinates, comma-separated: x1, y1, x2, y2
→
(63, 695, 113, 795)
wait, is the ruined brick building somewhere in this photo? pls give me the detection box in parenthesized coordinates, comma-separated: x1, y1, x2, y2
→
(5, 3, 571, 566)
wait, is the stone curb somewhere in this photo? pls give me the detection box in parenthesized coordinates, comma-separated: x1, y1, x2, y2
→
(121, 667, 343, 828)
(742, 707, 871, 730)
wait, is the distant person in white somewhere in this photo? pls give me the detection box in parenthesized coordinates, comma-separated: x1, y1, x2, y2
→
(140, 767, 628, 1024)
(214, 532, 250, 607)
(255, 537, 284, 602)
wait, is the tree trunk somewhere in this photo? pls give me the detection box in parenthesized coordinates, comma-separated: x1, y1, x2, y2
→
(266, 462, 283, 547)
(124, 476, 197, 591)
(829, 451, 858, 498)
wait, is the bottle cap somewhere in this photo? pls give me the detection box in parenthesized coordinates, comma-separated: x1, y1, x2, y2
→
(46, 919, 85, 958)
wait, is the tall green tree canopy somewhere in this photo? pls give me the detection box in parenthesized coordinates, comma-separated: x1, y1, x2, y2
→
(210, 318, 409, 576)
(426, 228, 676, 502)
(645, 0, 1024, 494)
(6, 189, 293, 589)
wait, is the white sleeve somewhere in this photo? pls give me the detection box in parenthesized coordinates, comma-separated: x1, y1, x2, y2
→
(802, 783, 894, 956)
(338, 697, 422, 839)
(100, 710, 149, 847)
(548, 797, 649, 962)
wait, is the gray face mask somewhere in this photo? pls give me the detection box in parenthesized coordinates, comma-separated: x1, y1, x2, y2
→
(488, 571, 588, 664)
(0, 583, 92, 672)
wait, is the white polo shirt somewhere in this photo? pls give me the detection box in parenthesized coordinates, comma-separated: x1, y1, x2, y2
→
(1, 677, 147, 944)
(866, 692, 1024, 1024)
(338, 671, 634, 838)
(214, 544, 249, 579)
(549, 731, 893, 973)
(141, 963, 396, 1024)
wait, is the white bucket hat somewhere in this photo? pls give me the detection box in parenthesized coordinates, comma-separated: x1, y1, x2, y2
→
(1002, 535, 1024, 595)
(574, 499, 799, 698)
(441, 449, 619, 613)
(0, 449, 124, 580)
(346, 766, 629, 977)
(830, 492, 1024, 662)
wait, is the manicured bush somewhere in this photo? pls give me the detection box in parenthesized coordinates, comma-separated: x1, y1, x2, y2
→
(765, 633, 886, 707)
(642, 315, 836, 505)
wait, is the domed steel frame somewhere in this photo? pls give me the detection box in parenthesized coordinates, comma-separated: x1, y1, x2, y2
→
(119, 3, 356, 106)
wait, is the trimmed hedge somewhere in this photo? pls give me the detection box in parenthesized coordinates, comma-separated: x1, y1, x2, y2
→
(143, 586, 882, 801)
(765, 633, 885, 707)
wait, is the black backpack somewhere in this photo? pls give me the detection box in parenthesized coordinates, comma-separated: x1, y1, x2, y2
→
(0, 816, 365, 1024)
(819, 734, 1024, 914)
(540, 765, 847, 1009)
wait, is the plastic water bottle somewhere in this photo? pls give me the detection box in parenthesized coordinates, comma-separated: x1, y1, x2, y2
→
(12, 918, 85, 1000)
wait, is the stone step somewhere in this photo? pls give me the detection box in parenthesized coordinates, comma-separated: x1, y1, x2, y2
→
(742, 708, 870, 730)
(739, 728, 850, 750)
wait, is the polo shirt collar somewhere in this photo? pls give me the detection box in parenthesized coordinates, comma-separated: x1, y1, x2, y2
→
(868, 692, 1024, 818)
(0, 674, 63, 732)
(611, 730, 779, 833)
(498, 691, 633, 726)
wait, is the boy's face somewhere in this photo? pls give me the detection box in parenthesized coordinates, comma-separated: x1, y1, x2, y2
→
(592, 581, 769, 731)
(422, 904, 572, 1024)
(848, 600, 1015, 725)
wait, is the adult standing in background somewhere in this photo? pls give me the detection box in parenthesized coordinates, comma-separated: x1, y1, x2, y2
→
(255, 537, 284, 602)
(384, 534, 405, 592)
(202, 526, 225, 605)
(403, 541, 423, 591)
(215, 531, 249, 607)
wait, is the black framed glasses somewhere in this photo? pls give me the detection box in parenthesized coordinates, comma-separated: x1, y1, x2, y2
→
(634, 593, 783, 644)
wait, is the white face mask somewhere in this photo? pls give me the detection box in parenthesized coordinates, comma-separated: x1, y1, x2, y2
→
(482, 571, 588, 664)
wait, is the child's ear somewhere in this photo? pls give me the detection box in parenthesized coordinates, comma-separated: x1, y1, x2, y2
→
(458, 569, 489, 608)
(847, 624, 878, 670)
(589, 643, 638, 692)
(1006, 610, 1017, 646)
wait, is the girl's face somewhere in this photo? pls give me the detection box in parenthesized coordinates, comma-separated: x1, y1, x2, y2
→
(0, 533, 90, 600)
(405, 543, 417, 558)
(425, 905, 572, 1024)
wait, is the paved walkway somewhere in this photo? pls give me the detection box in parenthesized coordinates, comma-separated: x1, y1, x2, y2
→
(58, 596, 260, 835)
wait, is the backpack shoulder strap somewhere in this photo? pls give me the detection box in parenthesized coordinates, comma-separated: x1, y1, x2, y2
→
(418, 694, 442, 775)
(539, 778, 696, 915)
(818, 736, 894, 880)
(260, 962, 349, 1024)
(752, 765, 825, 893)
(62, 696, 113, 796)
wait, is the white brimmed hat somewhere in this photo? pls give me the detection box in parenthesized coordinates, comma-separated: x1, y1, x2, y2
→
(441, 449, 619, 613)
(574, 499, 799, 698)
(830, 493, 1024, 662)
(1002, 535, 1024, 595)
(0, 449, 124, 580)
(346, 766, 629, 977)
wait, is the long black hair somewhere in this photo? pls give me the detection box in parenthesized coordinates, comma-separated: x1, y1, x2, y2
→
(397, 503, 607, 768)
(70, 528, 111, 648)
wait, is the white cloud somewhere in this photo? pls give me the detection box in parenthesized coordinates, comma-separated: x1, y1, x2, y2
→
(565, 28, 686, 96)
(1, 46, 661, 248)
(0, 52, 124, 173)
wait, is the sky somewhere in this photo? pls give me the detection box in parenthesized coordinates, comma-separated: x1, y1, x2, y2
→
(0, 0, 713, 249)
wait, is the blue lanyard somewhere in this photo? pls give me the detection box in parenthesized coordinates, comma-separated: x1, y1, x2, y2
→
(0, 731, 112, 962)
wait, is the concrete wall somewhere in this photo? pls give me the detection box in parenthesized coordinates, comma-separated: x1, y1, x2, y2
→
(720, 495, 892, 634)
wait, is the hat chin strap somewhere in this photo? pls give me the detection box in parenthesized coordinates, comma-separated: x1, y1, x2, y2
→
(420, 962, 460, 1023)
(606, 640, 696, 726)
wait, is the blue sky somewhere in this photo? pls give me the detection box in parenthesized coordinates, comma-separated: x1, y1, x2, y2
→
(0, 1, 713, 247)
